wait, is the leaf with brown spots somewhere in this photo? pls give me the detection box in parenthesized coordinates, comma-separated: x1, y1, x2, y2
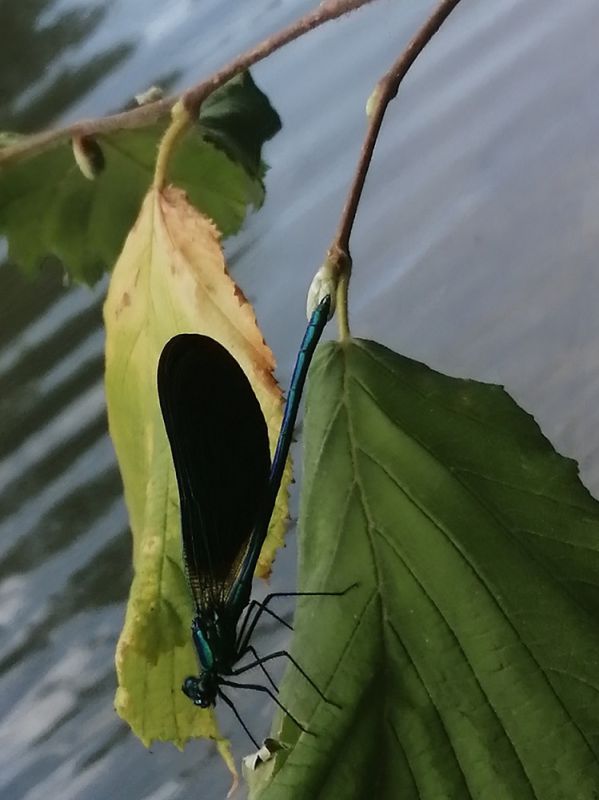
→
(105, 185, 290, 751)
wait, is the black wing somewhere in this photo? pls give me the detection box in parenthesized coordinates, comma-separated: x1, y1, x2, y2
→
(157, 334, 271, 613)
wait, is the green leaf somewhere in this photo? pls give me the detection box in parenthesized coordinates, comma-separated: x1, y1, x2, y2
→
(0, 72, 281, 284)
(253, 339, 599, 799)
(200, 71, 282, 180)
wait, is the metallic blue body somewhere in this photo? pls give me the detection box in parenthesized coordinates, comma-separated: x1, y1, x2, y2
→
(228, 294, 331, 614)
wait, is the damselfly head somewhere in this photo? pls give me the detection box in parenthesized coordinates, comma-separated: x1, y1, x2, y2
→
(182, 674, 217, 708)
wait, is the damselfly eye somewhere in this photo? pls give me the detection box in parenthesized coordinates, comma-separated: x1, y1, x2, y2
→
(182, 676, 199, 700)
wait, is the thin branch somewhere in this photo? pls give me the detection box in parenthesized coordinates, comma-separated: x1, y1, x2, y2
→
(0, 96, 176, 166)
(184, 0, 377, 116)
(0, 0, 378, 167)
(328, 0, 465, 338)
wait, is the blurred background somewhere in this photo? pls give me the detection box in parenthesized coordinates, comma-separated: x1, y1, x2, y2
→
(1, 0, 598, 797)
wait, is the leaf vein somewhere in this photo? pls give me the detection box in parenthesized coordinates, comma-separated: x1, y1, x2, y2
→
(383, 547, 536, 798)
(358, 441, 597, 765)
(454, 467, 599, 519)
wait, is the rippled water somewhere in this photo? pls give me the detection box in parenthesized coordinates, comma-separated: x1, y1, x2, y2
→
(2, 1, 599, 798)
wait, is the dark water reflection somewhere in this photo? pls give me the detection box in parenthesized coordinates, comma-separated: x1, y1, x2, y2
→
(0, 0, 134, 130)
(1, 1, 599, 798)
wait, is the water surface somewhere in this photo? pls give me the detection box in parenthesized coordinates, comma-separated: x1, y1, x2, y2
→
(1, 1, 599, 797)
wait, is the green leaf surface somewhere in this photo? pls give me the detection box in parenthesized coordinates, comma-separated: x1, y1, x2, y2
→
(252, 339, 599, 800)
(200, 72, 282, 180)
(0, 73, 281, 284)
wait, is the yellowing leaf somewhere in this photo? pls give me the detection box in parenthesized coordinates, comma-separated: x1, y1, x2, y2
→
(104, 185, 290, 749)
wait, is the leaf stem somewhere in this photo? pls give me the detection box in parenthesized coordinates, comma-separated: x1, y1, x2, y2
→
(328, 0, 465, 338)
(0, 0, 379, 167)
(153, 101, 192, 190)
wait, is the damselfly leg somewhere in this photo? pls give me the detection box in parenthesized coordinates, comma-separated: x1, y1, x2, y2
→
(217, 689, 260, 749)
(236, 588, 354, 654)
(243, 644, 279, 692)
(221, 679, 313, 737)
(231, 648, 340, 708)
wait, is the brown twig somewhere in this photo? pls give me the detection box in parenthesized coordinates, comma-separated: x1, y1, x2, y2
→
(0, 96, 176, 166)
(329, 0, 465, 339)
(185, 0, 377, 115)
(0, 0, 379, 167)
